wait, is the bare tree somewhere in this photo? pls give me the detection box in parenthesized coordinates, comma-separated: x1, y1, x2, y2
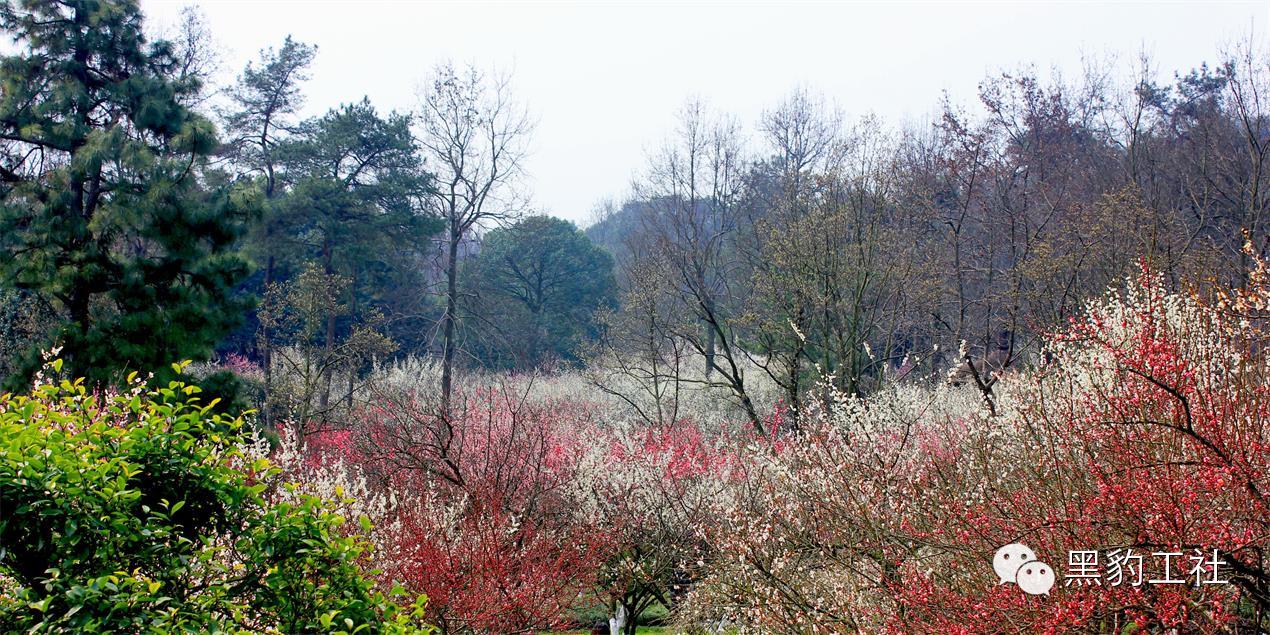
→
(1219, 38, 1270, 272)
(146, 6, 223, 109)
(751, 116, 921, 408)
(757, 87, 844, 213)
(623, 101, 766, 433)
(416, 62, 532, 414)
(742, 89, 843, 415)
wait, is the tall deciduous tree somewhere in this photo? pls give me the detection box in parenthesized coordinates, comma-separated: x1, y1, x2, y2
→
(621, 101, 764, 433)
(416, 62, 532, 414)
(0, 0, 252, 389)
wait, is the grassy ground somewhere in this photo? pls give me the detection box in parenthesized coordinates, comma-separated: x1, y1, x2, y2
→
(549, 599, 675, 634)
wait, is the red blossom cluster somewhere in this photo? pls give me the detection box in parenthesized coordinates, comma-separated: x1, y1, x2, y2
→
(296, 389, 610, 632)
(877, 271, 1266, 633)
(290, 389, 745, 633)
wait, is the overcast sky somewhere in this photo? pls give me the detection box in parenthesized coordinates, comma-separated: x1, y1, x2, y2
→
(139, 1, 1267, 226)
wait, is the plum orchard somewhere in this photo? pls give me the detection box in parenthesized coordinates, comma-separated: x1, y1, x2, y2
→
(682, 262, 1269, 633)
(277, 259, 1268, 634)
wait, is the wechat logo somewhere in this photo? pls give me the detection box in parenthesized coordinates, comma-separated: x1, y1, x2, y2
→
(993, 543, 1055, 595)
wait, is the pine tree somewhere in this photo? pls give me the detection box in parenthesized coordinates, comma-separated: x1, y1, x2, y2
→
(222, 35, 317, 423)
(0, 0, 253, 388)
(274, 98, 435, 409)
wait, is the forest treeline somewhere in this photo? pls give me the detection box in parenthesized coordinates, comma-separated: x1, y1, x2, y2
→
(586, 52, 1269, 431)
(0, 0, 1266, 432)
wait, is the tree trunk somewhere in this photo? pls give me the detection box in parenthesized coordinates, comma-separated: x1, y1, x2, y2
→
(738, 388, 763, 437)
(704, 319, 716, 377)
(261, 252, 274, 426)
(319, 238, 335, 411)
(64, 5, 94, 382)
(785, 346, 803, 430)
(608, 602, 627, 635)
(260, 157, 276, 427)
(346, 263, 359, 410)
(440, 227, 460, 415)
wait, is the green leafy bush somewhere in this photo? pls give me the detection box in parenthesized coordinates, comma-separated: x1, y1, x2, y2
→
(0, 362, 431, 634)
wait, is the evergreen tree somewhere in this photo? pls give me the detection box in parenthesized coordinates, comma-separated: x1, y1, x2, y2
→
(0, 0, 253, 388)
(275, 99, 435, 407)
(222, 35, 317, 422)
(466, 215, 616, 369)
(278, 99, 430, 279)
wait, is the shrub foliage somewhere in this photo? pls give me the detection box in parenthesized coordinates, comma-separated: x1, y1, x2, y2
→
(0, 362, 431, 634)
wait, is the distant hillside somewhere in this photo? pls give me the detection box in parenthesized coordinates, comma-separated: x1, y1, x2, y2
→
(584, 197, 729, 268)
(583, 199, 647, 265)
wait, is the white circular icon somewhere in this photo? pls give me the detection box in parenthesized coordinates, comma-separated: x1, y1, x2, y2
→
(1015, 561, 1056, 595)
(992, 543, 1035, 585)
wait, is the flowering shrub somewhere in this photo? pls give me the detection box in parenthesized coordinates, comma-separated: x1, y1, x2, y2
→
(679, 381, 988, 632)
(0, 362, 432, 633)
(576, 419, 737, 634)
(680, 266, 1269, 633)
(284, 373, 756, 634)
(290, 383, 613, 633)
